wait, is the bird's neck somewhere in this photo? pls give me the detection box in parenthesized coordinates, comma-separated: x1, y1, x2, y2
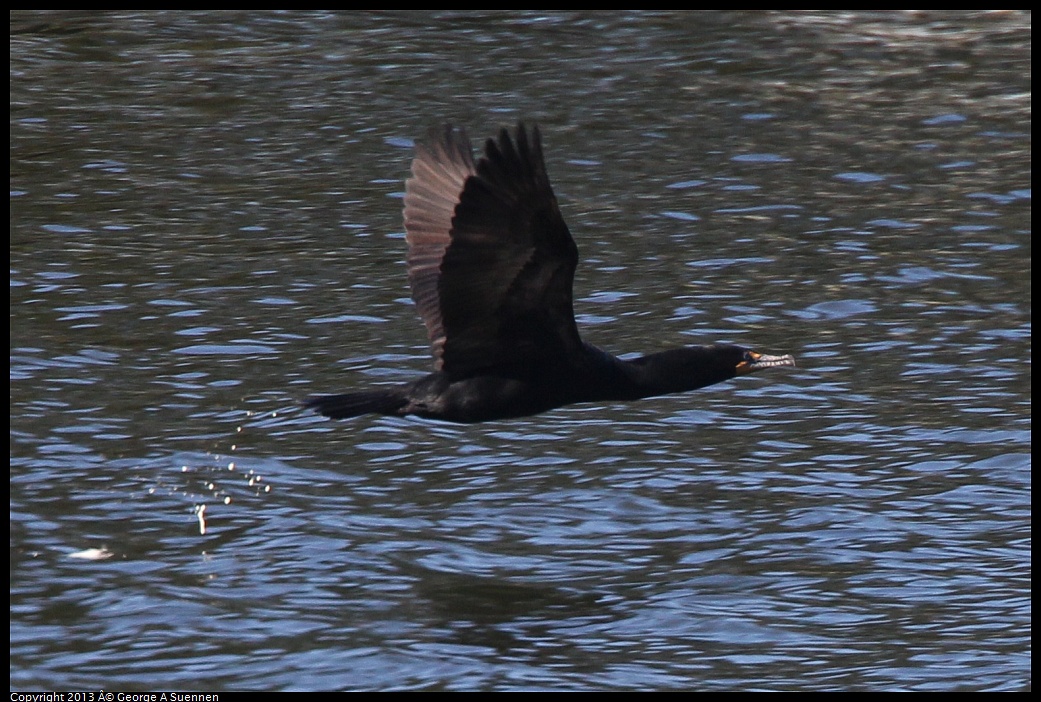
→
(620, 346, 738, 399)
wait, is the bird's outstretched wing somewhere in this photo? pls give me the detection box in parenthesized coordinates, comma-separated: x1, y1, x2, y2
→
(403, 123, 582, 378)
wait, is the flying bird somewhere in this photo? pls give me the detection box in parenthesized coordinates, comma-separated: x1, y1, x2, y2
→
(306, 123, 794, 423)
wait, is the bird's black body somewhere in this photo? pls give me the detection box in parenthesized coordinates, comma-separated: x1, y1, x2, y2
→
(306, 124, 794, 423)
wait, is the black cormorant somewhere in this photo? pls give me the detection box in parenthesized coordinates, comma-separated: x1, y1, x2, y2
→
(306, 124, 794, 423)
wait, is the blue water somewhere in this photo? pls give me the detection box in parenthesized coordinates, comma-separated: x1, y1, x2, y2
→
(11, 10, 1030, 691)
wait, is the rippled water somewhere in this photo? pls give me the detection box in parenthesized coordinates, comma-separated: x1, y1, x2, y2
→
(11, 11, 1030, 691)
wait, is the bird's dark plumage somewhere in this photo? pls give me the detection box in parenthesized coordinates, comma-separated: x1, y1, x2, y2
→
(305, 123, 794, 423)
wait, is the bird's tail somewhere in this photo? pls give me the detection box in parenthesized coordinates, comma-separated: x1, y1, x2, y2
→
(304, 390, 406, 420)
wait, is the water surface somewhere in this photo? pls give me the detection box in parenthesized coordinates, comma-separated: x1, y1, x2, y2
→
(10, 10, 1030, 691)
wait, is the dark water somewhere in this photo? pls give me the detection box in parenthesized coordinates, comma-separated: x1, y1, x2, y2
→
(10, 11, 1030, 691)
